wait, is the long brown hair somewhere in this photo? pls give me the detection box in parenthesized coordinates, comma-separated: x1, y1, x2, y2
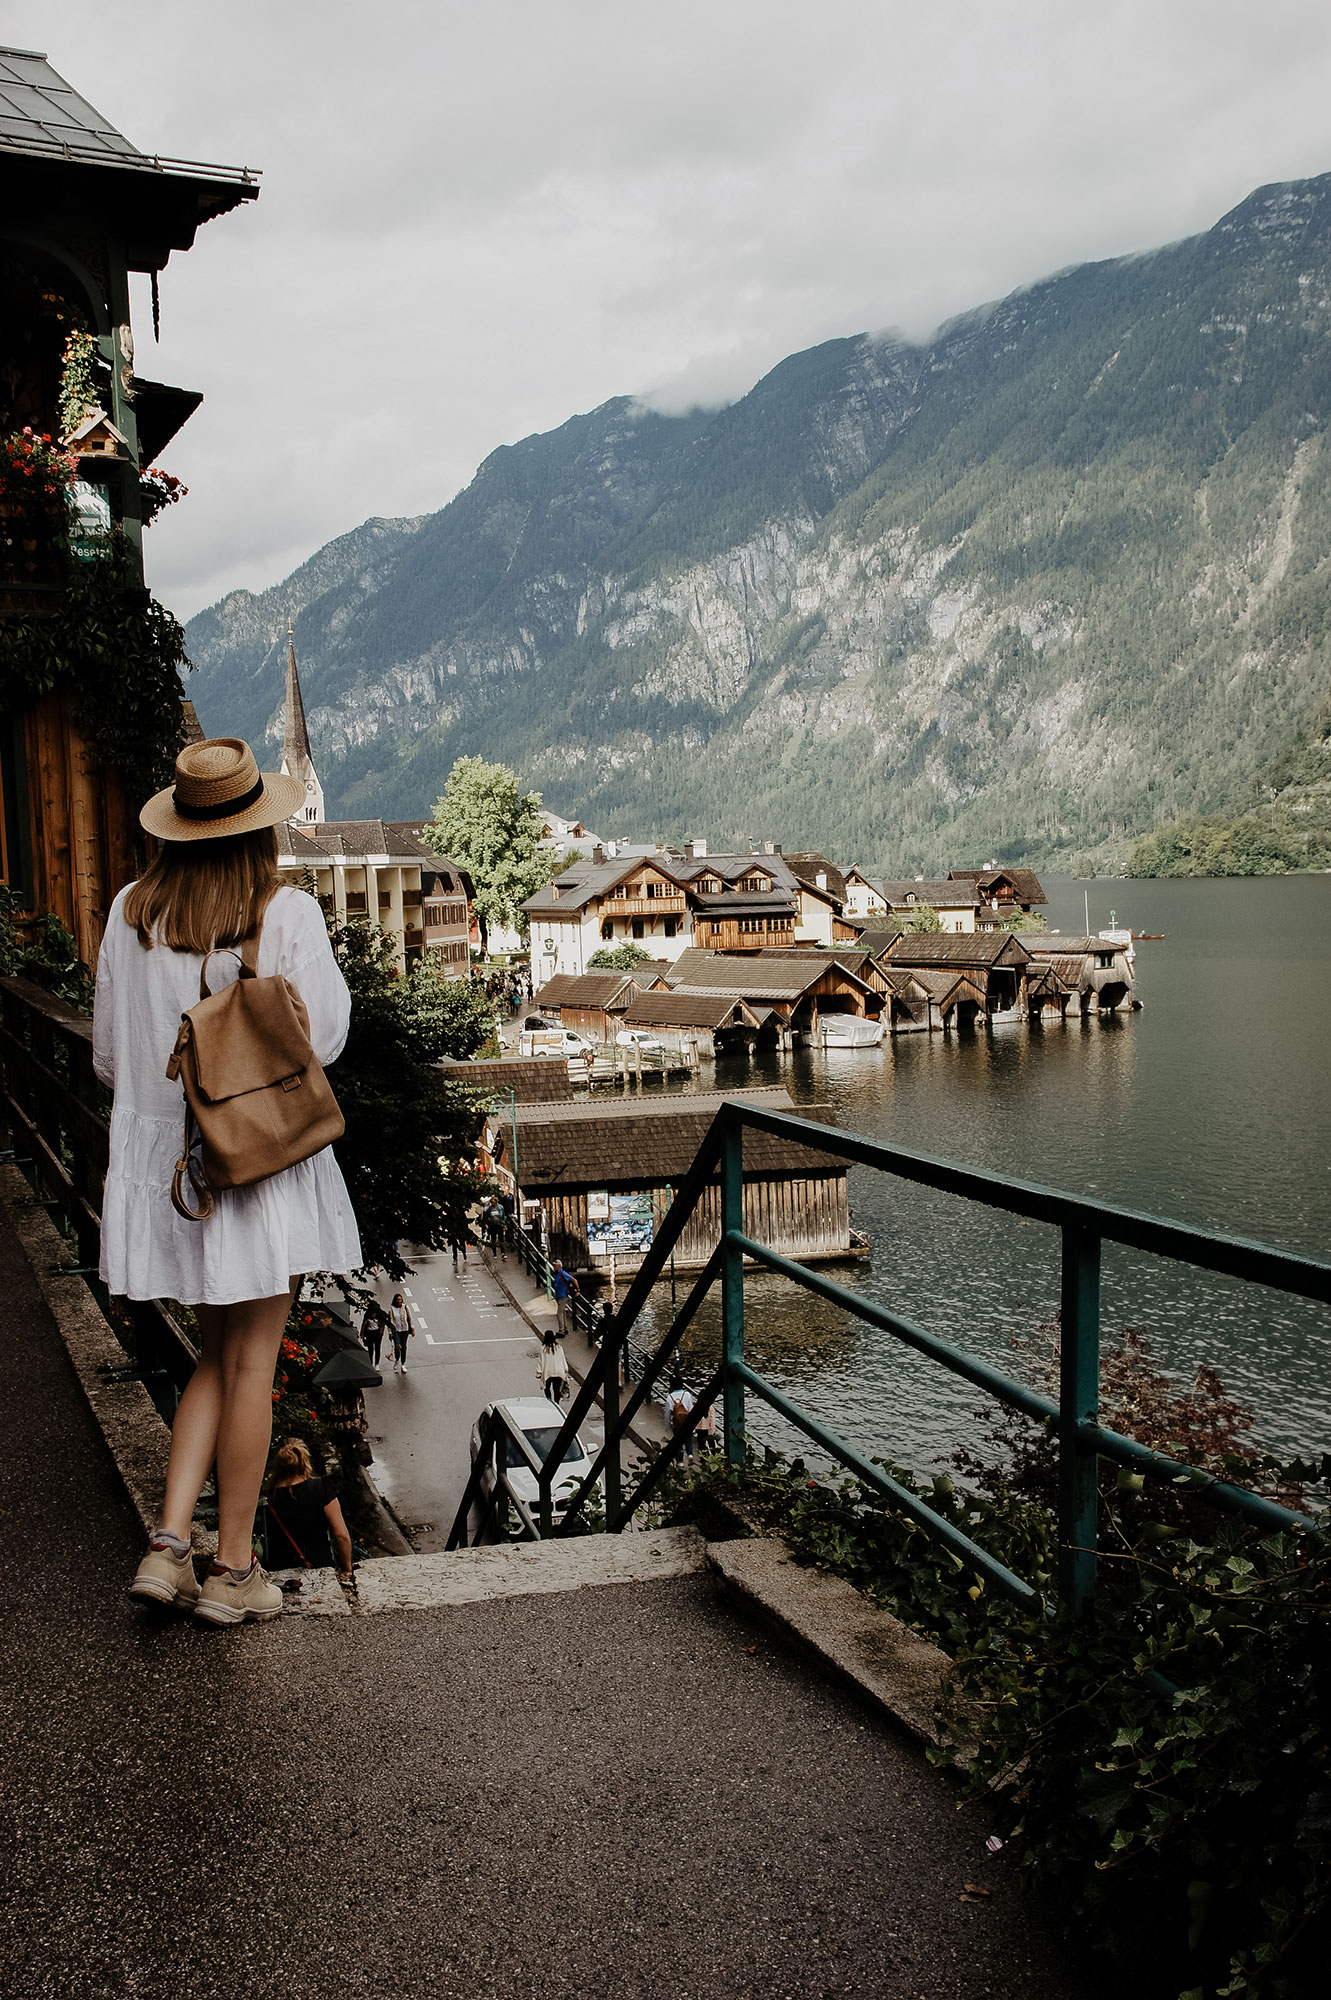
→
(123, 826, 281, 952)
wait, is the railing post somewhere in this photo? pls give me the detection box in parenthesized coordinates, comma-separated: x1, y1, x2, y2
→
(602, 1299, 623, 1530)
(721, 1110, 745, 1464)
(1058, 1224, 1101, 1614)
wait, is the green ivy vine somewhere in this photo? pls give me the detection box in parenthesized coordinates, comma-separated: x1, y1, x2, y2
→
(0, 537, 188, 807)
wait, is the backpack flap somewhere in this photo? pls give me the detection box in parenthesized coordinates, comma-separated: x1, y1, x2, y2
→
(186, 976, 313, 1104)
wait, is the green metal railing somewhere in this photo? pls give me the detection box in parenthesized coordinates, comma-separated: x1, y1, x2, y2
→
(534, 1098, 1330, 1611)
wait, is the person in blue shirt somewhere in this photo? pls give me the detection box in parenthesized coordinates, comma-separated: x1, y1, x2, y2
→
(551, 1260, 579, 1339)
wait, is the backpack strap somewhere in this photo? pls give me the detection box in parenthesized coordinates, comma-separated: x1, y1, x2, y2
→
(197, 930, 263, 1002)
(171, 1107, 216, 1221)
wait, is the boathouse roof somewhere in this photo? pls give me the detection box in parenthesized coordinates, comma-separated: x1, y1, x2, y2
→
(661, 949, 874, 1001)
(619, 992, 764, 1030)
(437, 1058, 574, 1104)
(848, 927, 905, 955)
(884, 933, 1032, 969)
(503, 1087, 844, 1189)
(904, 968, 990, 1007)
(1016, 935, 1121, 955)
(532, 972, 643, 1010)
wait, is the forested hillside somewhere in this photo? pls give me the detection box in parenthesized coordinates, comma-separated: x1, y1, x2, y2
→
(186, 173, 1331, 874)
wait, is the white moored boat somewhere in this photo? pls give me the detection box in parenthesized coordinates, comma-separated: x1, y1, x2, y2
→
(814, 1016, 884, 1048)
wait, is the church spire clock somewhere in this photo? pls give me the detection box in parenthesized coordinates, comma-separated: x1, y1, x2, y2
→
(279, 620, 325, 826)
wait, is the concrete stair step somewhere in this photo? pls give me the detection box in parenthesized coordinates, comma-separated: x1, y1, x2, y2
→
(276, 1523, 706, 1617)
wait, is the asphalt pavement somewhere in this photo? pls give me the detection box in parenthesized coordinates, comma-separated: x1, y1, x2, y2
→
(361, 1244, 608, 1550)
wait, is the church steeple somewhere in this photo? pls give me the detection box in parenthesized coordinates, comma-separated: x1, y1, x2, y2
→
(279, 621, 324, 825)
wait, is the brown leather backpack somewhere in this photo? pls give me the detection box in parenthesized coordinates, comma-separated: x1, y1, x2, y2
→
(165, 934, 344, 1222)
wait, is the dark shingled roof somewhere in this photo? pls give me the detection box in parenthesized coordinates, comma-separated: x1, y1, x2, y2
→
(530, 972, 641, 1010)
(885, 933, 1032, 969)
(620, 991, 762, 1030)
(906, 968, 990, 1005)
(781, 853, 849, 902)
(437, 1058, 573, 1104)
(877, 880, 980, 910)
(848, 927, 904, 956)
(949, 868, 1049, 905)
(1017, 935, 1121, 955)
(504, 1087, 845, 1188)
(523, 855, 687, 915)
(660, 948, 873, 1002)
(0, 46, 259, 236)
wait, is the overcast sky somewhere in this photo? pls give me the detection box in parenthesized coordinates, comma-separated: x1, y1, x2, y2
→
(11, 0, 1331, 618)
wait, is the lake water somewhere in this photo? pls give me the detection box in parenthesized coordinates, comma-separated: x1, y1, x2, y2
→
(636, 875, 1331, 1473)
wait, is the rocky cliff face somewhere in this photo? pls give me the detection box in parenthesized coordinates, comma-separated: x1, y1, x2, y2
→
(186, 173, 1331, 872)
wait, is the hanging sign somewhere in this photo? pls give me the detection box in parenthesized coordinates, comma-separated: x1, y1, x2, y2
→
(587, 1191, 655, 1257)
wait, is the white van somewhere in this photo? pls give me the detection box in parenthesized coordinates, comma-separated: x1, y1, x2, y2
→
(518, 1027, 596, 1059)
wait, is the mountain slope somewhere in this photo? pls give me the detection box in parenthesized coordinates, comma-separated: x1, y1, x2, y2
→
(186, 174, 1331, 872)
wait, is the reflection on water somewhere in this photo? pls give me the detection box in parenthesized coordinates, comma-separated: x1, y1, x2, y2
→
(632, 875, 1331, 1472)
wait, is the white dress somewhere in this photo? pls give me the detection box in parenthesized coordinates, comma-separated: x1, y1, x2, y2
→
(93, 883, 364, 1305)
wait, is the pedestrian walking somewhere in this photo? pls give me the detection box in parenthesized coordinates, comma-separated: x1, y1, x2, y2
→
(107, 738, 361, 1627)
(450, 1215, 473, 1273)
(666, 1372, 697, 1460)
(361, 1301, 385, 1367)
(538, 1329, 570, 1405)
(551, 1259, 579, 1338)
(388, 1292, 414, 1373)
(266, 1437, 353, 1577)
(481, 1196, 506, 1256)
(696, 1397, 718, 1454)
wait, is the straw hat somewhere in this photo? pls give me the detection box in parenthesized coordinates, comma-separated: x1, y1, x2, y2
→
(140, 737, 307, 841)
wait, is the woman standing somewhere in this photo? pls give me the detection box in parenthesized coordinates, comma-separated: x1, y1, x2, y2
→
(266, 1437, 353, 1576)
(537, 1328, 569, 1405)
(388, 1292, 414, 1373)
(100, 739, 362, 1627)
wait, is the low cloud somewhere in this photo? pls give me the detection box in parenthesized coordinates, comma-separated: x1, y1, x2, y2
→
(8, 0, 1331, 616)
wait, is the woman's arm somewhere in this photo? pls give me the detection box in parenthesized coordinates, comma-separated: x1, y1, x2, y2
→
(324, 1495, 354, 1575)
(91, 917, 118, 1086)
(283, 894, 352, 1067)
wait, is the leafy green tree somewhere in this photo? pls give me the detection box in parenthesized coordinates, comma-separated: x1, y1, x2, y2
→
(422, 757, 549, 953)
(329, 921, 493, 1279)
(998, 908, 1047, 933)
(902, 904, 943, 933)
(586, 941, 652, 969)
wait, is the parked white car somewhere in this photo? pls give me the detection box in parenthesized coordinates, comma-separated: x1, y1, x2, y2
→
(468, 1397, 600, 1527)
(518, 1027, 597, 1059)
(615, 1029, 663, 1051)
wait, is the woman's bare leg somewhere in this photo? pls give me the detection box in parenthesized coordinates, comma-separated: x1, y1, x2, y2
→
(159, 1304, 227, 1541)
(214, 1288, 295, 1568)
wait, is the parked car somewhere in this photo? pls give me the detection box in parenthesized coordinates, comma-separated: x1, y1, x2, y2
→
(519, 1027, 597, 1059)
(615, 1029, 663, 1051)
(468, 1397, 600, 1528)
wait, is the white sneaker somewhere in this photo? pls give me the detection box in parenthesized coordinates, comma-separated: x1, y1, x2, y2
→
(194, 1559, 282, 1626)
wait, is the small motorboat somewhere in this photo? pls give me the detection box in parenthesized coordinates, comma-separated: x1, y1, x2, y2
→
(814, 1016, 884, 1049)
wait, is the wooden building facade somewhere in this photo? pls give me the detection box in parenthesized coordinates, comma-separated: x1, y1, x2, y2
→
(0, 49, 257, 964)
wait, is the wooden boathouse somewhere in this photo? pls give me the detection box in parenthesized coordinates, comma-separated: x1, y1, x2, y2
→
(478, 1085, 863, 1276)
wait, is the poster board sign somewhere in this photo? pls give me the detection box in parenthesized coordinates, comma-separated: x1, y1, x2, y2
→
(586, 1191, 654, 1257)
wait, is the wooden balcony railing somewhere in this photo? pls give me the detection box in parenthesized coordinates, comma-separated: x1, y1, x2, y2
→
(604, 894, 687, 917)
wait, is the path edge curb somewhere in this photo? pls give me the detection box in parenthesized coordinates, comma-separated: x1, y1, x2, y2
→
(0, 1161, 192, 1550)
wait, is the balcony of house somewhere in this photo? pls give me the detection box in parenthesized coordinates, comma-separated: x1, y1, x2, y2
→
(601, 891, 687, 917)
